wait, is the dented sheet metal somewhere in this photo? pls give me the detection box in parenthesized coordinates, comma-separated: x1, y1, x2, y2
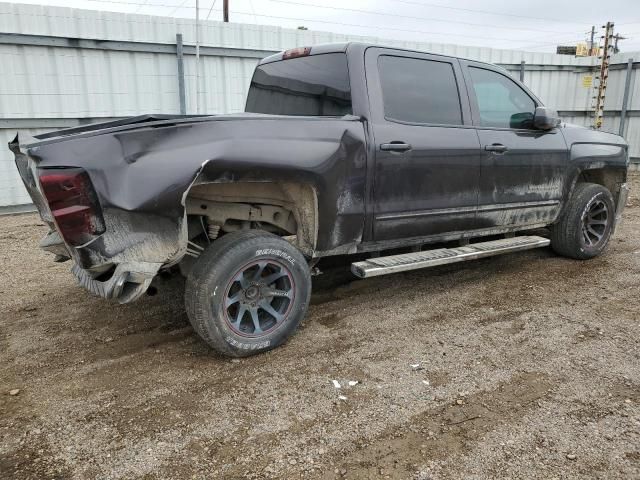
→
(11, 113, 367, 301)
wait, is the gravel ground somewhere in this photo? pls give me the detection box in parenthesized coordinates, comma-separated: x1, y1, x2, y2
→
(1, 176, 639, 480)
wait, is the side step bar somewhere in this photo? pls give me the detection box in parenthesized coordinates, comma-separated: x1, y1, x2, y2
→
(351, 235, 550, 278)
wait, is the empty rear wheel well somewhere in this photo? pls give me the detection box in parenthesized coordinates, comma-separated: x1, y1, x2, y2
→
(184, 181, 318, 255)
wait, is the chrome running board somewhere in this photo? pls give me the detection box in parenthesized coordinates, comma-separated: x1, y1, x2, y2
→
(351, 236, 550, 278)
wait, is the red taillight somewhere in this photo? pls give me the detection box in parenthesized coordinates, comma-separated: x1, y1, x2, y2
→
(38, 168, 105, 246)
(282, 46, 311, 60)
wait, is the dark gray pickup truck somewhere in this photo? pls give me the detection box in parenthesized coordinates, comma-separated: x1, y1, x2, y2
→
(11, 42, 630, 357)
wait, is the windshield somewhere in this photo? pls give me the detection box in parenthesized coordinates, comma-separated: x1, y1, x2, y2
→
(245, 53, 352, 116)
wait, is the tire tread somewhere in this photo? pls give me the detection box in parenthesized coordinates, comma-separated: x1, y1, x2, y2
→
(550, 182, 614, 260)
(185, 230, 310, 357)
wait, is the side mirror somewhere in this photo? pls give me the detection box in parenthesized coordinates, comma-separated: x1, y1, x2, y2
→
(533, 106, 560, 130)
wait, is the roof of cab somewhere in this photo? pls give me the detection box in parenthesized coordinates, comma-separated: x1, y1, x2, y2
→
(257, 41, 498, 69)
(258, 42, 350, 65)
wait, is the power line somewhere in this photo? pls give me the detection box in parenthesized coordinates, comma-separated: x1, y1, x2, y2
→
(134, 0, 150, 13)
(384, 0, 598, 26)
(80, 0, 640, 30)
(169, 0, 190, 16)
(269, 0, 570, 35)
(205, 0, 217, 20)
(515, 39, 591, 50)
(220, 10, 581, 45)
(77, 0, 591, 49)
(516, 29, 596, 50)
(86, 0, 196, 9)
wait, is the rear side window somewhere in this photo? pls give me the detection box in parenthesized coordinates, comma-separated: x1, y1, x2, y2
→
(378, 55, 462, 125)
(245, 53, 352, 116)
(468, 67, 536, 129)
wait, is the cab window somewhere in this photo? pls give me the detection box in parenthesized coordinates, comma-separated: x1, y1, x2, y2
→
(469, 67, 536, 129)
(245, 53, 352, 116)
(378, 55, 463, 125)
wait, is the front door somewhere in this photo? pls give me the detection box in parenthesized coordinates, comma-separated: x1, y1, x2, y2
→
(461, 61, 569, 228)
(365, 49, 482, 242)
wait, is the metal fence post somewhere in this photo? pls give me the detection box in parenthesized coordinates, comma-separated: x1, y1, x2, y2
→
(619, 58, 634, 137)
(176, 33, 186, 115)
(520, 61, 525, 83)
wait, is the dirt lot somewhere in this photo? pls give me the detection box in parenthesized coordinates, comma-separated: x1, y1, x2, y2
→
(1, 176, 639, 480)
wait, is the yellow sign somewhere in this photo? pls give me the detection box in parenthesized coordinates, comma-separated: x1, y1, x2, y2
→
(576, 43, 590, 56)
(582, 75, 593, 88)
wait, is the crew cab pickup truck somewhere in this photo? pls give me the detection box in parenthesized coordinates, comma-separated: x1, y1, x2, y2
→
(11, 42, 630, 357)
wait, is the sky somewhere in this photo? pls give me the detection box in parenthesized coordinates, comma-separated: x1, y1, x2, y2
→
(6, 0, 640, 52)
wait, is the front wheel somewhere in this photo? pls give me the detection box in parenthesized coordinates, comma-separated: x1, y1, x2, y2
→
(550, 182, 615, 260)
(185, 230, 311, 357)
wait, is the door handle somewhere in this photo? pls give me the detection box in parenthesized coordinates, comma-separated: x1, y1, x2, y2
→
(380, 142, 412, 152)
(484, 143, 508, 153)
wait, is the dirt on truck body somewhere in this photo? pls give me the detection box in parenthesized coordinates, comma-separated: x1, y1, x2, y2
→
(0, 174, 639, 479)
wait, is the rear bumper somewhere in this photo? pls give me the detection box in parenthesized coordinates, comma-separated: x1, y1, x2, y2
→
(71, 261, 162, 304)
(10, 132, 187, 301)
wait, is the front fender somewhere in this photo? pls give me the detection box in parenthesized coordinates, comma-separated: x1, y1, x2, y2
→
(557, 135, 629, 223)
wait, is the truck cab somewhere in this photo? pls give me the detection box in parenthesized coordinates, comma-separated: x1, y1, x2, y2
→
(246, 43, 628, 249)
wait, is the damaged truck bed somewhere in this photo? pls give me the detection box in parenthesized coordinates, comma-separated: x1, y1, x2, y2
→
(12, 112, 366, 302)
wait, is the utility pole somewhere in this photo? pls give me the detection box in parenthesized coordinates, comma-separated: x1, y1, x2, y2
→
(593, 22, 614, 129)
(223, 0, 229, 22)
(613, 34, 626, 53)
(590, 25, 596, 55)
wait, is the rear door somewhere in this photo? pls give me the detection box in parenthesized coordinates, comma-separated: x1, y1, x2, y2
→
(460, 60, 569, 228)
(365, 48, 482, 242)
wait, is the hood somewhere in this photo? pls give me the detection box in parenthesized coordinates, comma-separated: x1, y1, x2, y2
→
(560, 121, 628, 147)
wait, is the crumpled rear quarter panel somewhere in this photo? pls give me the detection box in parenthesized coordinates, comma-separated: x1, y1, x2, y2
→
(24, 115, 367, 269)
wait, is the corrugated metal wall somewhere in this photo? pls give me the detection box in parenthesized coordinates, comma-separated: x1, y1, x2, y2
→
(1, 3, 638, 207)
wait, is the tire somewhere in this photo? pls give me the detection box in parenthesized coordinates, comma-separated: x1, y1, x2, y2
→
(185, 230, 311, 357)
(550, 182, 615, 260)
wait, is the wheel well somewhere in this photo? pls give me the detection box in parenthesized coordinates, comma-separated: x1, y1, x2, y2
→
(184, 181, 318, 255)
(578, 167, 626, 198)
